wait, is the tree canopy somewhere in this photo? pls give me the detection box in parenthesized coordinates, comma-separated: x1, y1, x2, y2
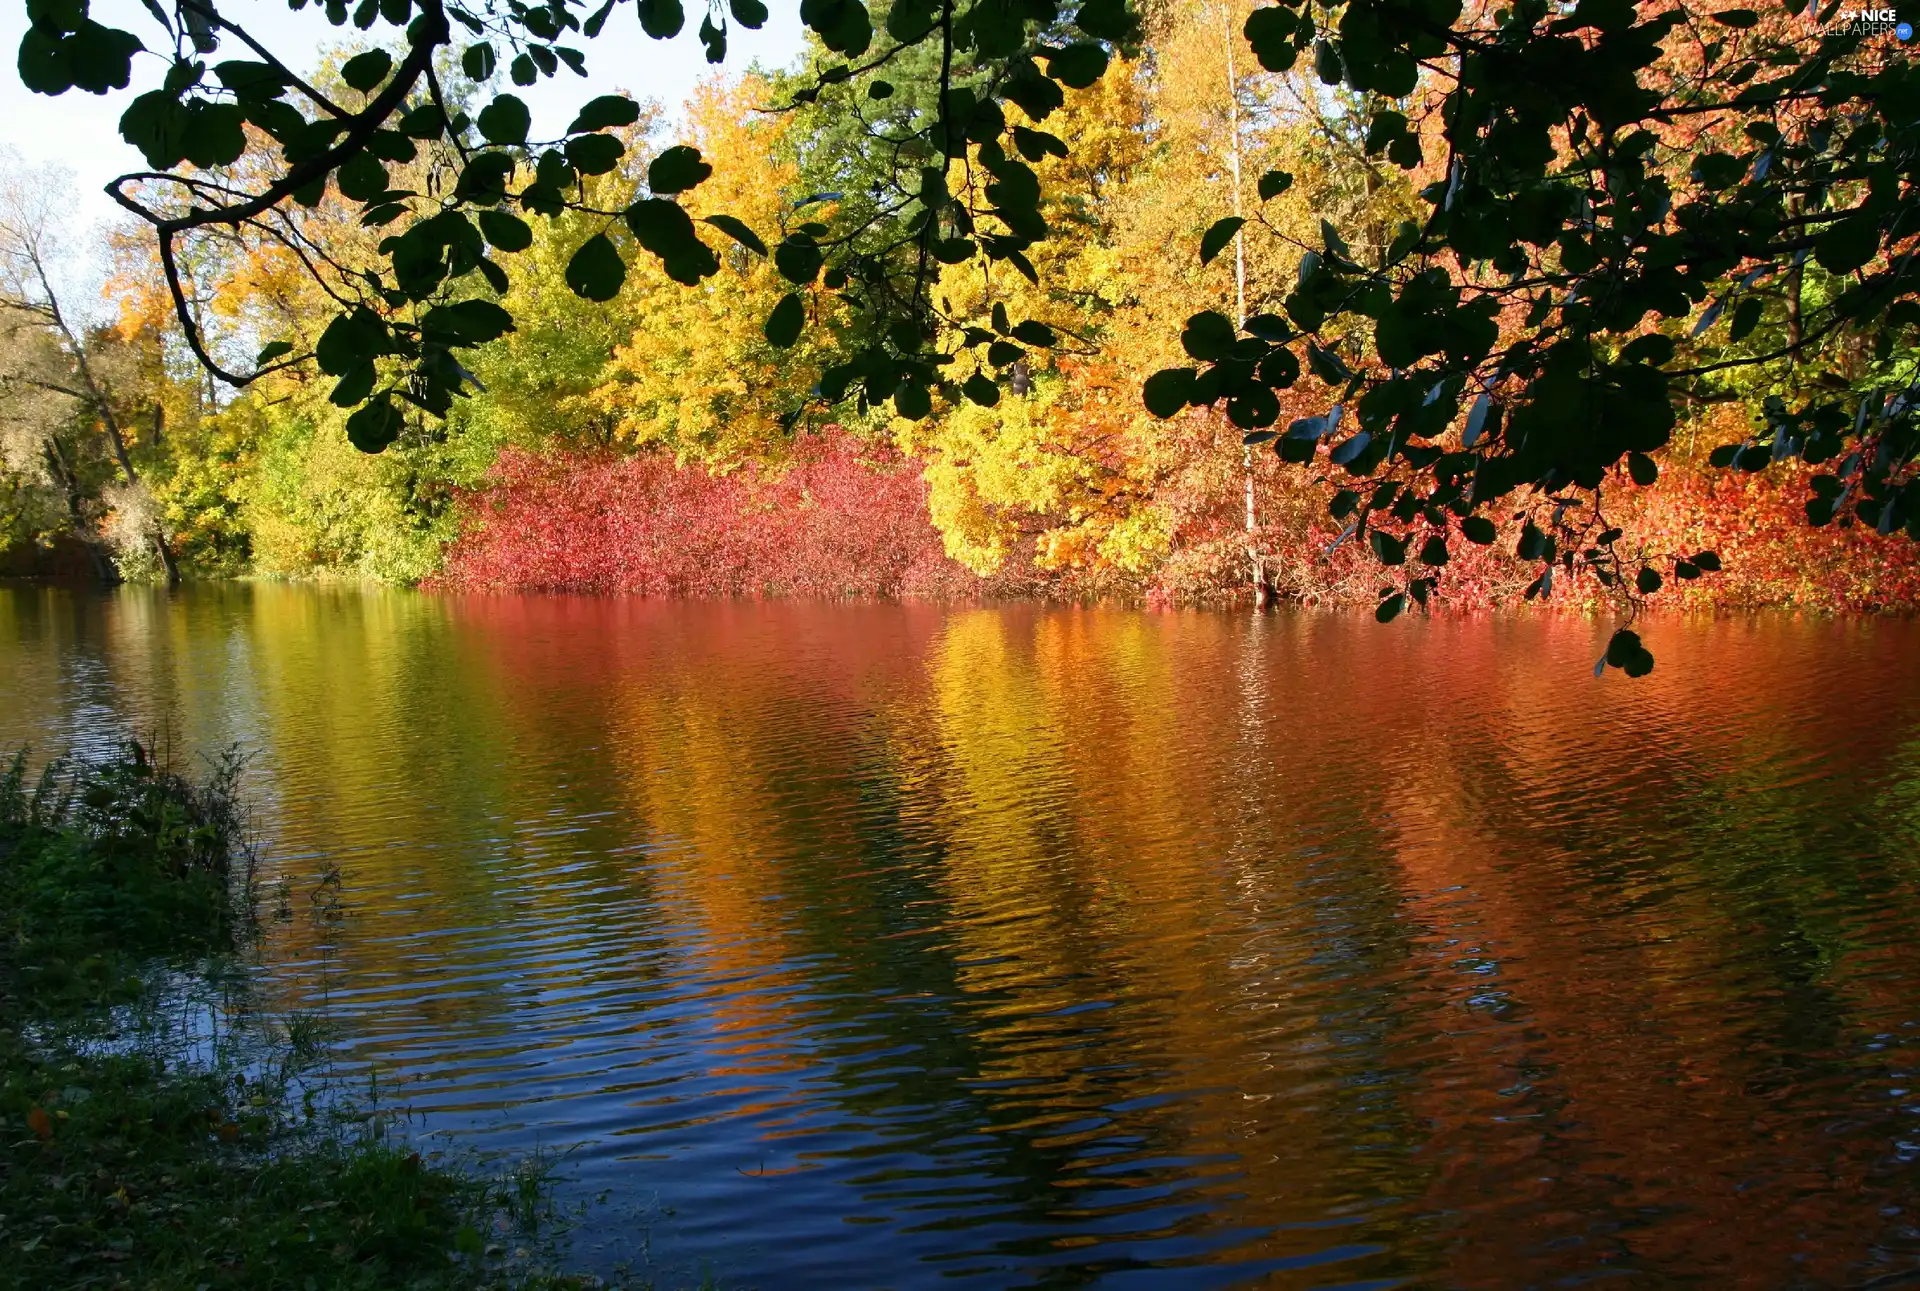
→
(15, 0, 1920, 670)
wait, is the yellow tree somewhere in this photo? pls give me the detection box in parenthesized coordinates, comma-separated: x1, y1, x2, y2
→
(580, 77, 842, 466)
(900, 60, 1177, 584)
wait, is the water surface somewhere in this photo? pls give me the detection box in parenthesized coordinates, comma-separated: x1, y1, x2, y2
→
(5, 585, 1920, 1288)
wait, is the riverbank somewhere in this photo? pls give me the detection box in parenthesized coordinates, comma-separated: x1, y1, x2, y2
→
(424, 436, 1920, 615)
(0, 746, 612, 1290)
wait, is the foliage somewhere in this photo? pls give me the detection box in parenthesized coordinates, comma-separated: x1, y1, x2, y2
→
(0, 742, 249, 965)
(1140, 0, 1920, 668)
(16, 0, 1134, 441)
(244, 394, 493, 583)
(578, 79, 846, 462)
(434, 428, 1002, 597)
(9, 0, 1920, 646)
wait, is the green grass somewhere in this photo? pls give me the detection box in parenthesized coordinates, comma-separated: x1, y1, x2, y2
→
(0, 744, 629, 1291)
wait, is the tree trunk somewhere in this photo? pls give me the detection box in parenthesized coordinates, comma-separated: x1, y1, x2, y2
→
(105, 421, 180, 584)
(42, 438, 118, 584)
(1222, 1, 1269, 608)
(24, 238, 181, 586)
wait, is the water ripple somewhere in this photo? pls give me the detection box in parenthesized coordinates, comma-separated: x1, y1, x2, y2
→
(6, 587, 1920, 1287)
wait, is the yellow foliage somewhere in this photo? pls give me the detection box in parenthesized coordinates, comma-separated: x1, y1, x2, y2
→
(908, 363, 1175, 576)
(584, 78, 840, 465)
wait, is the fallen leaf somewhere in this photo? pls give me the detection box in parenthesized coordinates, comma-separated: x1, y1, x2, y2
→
(26, 1107, 51, 1141)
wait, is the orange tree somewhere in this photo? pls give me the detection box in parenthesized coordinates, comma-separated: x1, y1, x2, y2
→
(17, 0, 1920, 670)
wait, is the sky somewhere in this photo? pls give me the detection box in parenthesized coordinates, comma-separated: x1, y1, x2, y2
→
(0, 0, 810, 271)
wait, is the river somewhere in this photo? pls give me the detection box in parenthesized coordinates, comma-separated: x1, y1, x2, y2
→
(5, 584, 1920, 1288)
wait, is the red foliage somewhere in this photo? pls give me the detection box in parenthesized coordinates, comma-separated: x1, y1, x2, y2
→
(432, 429, 998, 599)
(1612, 460, 1920, 614)
(435, 424, 1919, 615)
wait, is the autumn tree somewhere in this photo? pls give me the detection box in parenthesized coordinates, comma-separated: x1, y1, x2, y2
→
(0, 161, 180, 582)
(18, 0, 1920, 667)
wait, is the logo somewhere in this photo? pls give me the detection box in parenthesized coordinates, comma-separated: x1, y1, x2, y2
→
(1838, 6, 1907, 34)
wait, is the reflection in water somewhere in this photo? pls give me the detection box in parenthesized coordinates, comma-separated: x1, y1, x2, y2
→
(4, 585, 1920, 1287)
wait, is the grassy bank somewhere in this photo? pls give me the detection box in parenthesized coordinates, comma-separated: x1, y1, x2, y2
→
(0, 745, 608, 1291)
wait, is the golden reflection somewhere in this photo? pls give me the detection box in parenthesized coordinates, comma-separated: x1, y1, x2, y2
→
(5, 588, 1920, 1285)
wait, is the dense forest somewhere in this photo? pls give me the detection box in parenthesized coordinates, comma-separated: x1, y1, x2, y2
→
(2, 0, 1916, 615)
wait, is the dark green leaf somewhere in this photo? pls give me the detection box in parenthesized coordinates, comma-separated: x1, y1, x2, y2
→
(1605, 628, 1642, 667)
(1244, 6, 1298, 72)
(462, 42, 495, 80)
(1200, 216, 1244, 265)
(1045, 42, 1108, 89)
(334, 152, 388, 202)
(1181, 311, 1236, 362)
(731, 0, 770, 27)
(1330, 431, 1372, 466)
(568, 94, 641, 132)
(765, 291, 804, 347)
(478, 209, 533, 251)
(1376, 592, 1406, 623)
(1369, 530, 1407, 565)
(1307, 341, 1350, 386)
(1315, 39, 1342, 86)
(638, 0, 685, 38)
(649, 145, 712, 193)
(1012, 126, 1068, 161)
(1636, 566, 1662, 594)
(345, 394, 403, 453)
(565, 132, 625, 174)
(894, 380, 931, 419)
(624, 200, 700, 262)
(1228, 386, 1279, 429)
(700, 12, 727, 61)
(1076, 0, 1136, 42)
(314, 308, 386, 375)
(1620, 333, 1675, 365)
(1011, 320, 1054, 346)
(1627, 451, 1657, 486)
(477, 94, 531, 145)
(421, 299, 514, 344)
(1143, 368, 1195, 418)
(329, 362, 376, 407)
(774, 236, 824, 284)
(703, 214, 766, 255)
(565, 232, 626, 301)
(1461, 515, 1496, 545)
(1257, 169, 1293, 201)
(340, 49, 392, 92)
(1814, 214, 1881, 276)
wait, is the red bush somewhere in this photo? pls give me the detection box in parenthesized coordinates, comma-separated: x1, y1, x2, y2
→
(434, 425, 1919, 615)
(432, 429, 998, 599)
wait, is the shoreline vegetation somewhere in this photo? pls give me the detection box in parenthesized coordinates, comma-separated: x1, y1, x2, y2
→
(0, 744, 645, 1291)
(8, 424, 1918, 616)
(4, 16, 1918, 623)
